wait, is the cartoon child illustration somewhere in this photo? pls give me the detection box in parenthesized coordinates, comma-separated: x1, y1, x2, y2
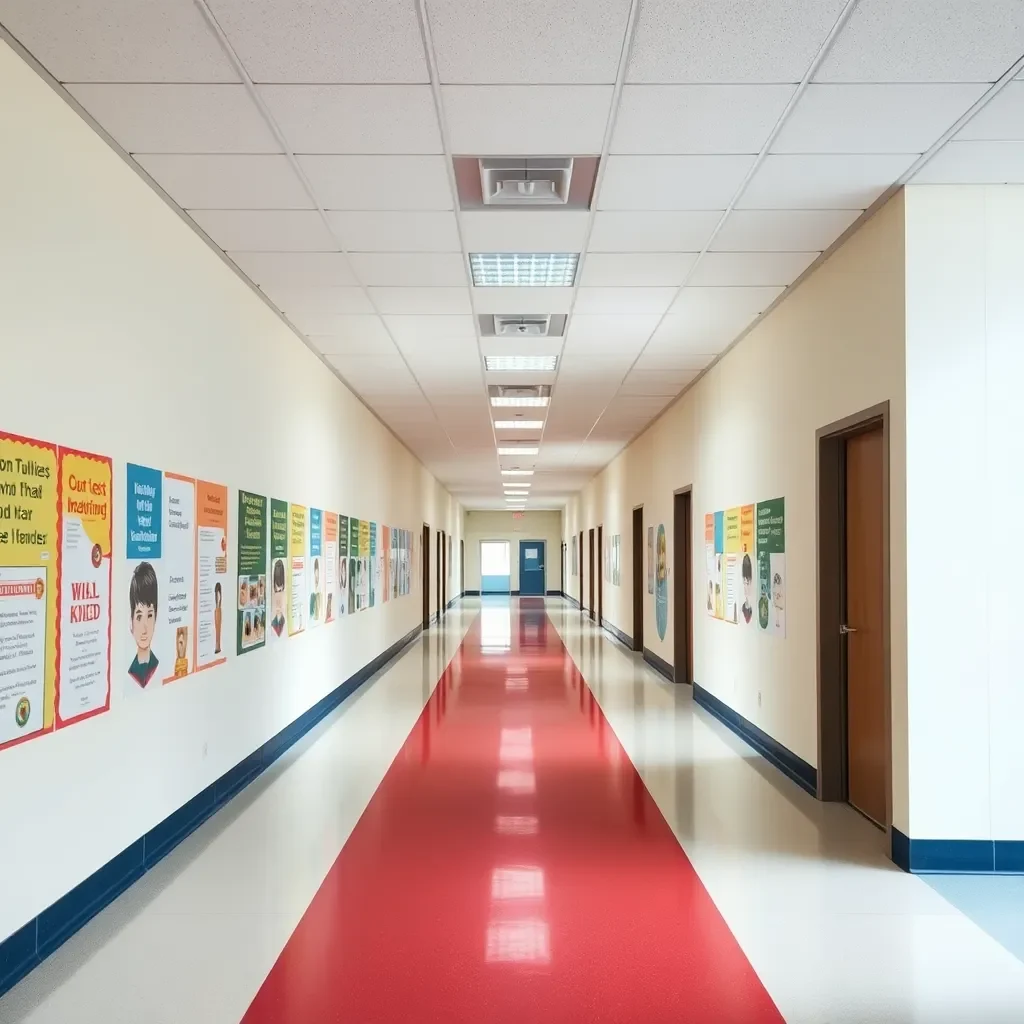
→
(741, 554, 754, 625)
(174, 627, 189, 677)
(309, 558, 321, 621)
(271, 558, 286, 637)
(772, 571, 785, 628)
(34, 578, 45, 600)
(214, 581, 223, 654)
(128, 562, 159, 687)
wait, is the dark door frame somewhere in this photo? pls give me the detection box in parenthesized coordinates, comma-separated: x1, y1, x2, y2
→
(587, 528, 595, 621)
(632, 505, 644, 652)
(816, 401, 892, 850)
(673, 488, 693, 684)
(597, 523, 604, 626)
(561, 541, 566, 595)
(436, 531, 443, 618)
(578, 532, 584, 610)
(460, 538, 465, 597)
(421, 523, 430, 629)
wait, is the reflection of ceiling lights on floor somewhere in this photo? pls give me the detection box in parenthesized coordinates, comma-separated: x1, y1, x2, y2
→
(497, 769, 536, 794)
(470, 252, 578, 287)
(485, 919, 551, 964)
(491, 865, 544, 900)
(494, 813, 537, 834)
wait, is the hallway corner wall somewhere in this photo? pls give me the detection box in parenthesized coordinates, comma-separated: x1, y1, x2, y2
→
(462, 510, 563, 593)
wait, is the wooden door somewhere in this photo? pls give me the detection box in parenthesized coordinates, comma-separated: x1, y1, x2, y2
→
(632, 506, 643, 651)
(578, 532, 584, 607)
(422, 524, 430, 629)
(673, 491, 693, 684)
(588, 529, 595, 621)
(597, 525, 604, 625)
(845, 428, 886, 824)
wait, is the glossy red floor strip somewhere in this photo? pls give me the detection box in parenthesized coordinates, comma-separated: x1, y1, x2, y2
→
(242, 603, 782, 1023)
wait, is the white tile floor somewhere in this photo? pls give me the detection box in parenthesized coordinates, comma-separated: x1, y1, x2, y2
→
(3, 598, 1023, 1023)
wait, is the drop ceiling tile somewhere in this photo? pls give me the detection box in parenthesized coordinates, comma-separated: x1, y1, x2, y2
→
(589, 211, 721, 252)
(66, 84, 276, 153)
(368, 288, 472, 315)
(348, 252, 467, 287)
(327, 211, 461, 252)
(228, 251, 356, 287)
(634, 348, 717, 370)
(461, 211, 590, 253)
(772, 84, 988, 154)
(289, 308, 387, 334)
(688, 251, 818, 287)
(574, 287, 677, 315)
(298, 156, 453, 211)
(711, 209, 860, 252)
(258, 85, 442, 153)
(612, 85, 795, 154)
(815, 0, 1024, 83)
(739, 153, 916, 210)
(646, 287, 781, 351)
(472, 288, 574, 315)
(383, 314, 477, 344)
(441, 86, 613, 154)
(307, 326, 396, 355)
(956, 83, 1024, 141)
(912, 141, 1024, 184)
(563, 314, 661, 351)
(0, 0, 238, 82)
(597, 155, 755, 210)
(627, 0, 849, 84)
(190, 210, 337, 251)
(668, 285, 782, 320)
(205, 0, 428, 83)
(261, 286, 374, 315)
(580, 252, 697, 287)
(427, 0, 632, 84)
(134, 155, 311, 210)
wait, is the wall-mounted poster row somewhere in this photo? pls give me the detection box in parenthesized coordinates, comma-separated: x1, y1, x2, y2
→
(0, 431, 113, 752)
(704, 497, 786, 636)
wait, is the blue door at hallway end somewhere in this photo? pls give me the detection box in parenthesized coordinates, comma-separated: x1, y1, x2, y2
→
(519, 540, 546, 596)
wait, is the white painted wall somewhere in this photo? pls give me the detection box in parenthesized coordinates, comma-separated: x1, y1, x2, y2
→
(0, 40, 462, 942)
(904, 184, 1024, 842)
(463, 510, 564, 593)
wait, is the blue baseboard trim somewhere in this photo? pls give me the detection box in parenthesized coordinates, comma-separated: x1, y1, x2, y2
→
(603, 620, 633, 650)
(891, 830, 1024, 874)
(693, 682, 817, 797)
(0, 622, 424, 1000)
(642, 647, 674, 682)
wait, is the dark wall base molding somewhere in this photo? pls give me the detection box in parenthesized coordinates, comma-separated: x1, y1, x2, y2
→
(562, 593, 580, 609)
(891, 830, 1024, 874)
(463, 589, 481, 597)
(0, 622, 425, 1000)
(603, 620, 633, 650)
(642, 648, 674, 682)
(693, 682, 817, 797)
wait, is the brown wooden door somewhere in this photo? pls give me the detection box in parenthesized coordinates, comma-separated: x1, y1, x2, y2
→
(578, 533, 584, 607)
(422, 524, 430, 629)
(597, 525, 604, 625)
(588, 529, 595, 620)
(673, 491, 693, 684)
(845, 428, 886, 825)
(632, 506, 643, 651)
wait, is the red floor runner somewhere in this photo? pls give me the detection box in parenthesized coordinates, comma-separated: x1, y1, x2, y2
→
(241, 604, 782, 1023)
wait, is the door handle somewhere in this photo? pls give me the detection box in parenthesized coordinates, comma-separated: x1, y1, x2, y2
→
(840, 624, 857, 635)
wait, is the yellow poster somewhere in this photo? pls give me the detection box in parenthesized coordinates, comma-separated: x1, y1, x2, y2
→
(0, 432, 59, 749)
(287, 504, 307, 636)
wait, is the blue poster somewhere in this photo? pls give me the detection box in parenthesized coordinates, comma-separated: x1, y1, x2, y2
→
(655, 523, 668, 641)
(126, 463, 162, 559)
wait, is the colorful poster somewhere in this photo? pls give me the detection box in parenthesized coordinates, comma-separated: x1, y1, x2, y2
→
(196, 481, 228, 670)
(713, 510, 725, 619)
(382, 525, 390, 603)
(0, 432, 59, 749)
(237, 490, 267, 655)
(57, 448, 112, 727)
(647, 525, 654, 595)
(161, 473, 196, 683)
(324, 512, 337, 623)
(269, 498, 288, 642)
(369, 521, 378, 608)
(308, 507, 324, 628)
(723, 506, 741, 624)
(739, 504, 756, 628)
(655, 524, 668, 641)
(288, 504, 307, 636)
(704, 513, 716, 618)
(352, 517, 364, 612)
(756, 498, 786, 637)
(338, 514, 349, 615)
(390, 527, 398, 600)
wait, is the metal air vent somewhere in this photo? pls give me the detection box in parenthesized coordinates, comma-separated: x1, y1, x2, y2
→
(489, 385, 552, 400)
(480, 158, 573, 206)
(494, 315, 550, 337)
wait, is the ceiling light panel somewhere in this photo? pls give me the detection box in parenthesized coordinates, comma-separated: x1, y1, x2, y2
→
(490, 397, 550, 407)
(497, 447, 540, 456)
(469, 253, 578, 287)
(485, 356, 558, 372)
(494, 420, 544, 429)
(502, 470, 535, 476)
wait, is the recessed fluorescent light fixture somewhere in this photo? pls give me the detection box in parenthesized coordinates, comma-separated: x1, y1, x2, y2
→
(491, 396, 549, 408)
(485, 356, 558, 372)
(470, 252, 578, 288)
(498, 447, 539, 456)
(504, 489, 529, 495)
(502, 470, 534, 476)
(494, 420, 544, 429)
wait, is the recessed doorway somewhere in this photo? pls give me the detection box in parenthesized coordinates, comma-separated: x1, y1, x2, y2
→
(632, 505, 644, 652)
(673, 490, 693, 684)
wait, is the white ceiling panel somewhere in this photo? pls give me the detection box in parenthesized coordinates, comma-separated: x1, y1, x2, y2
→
(327, 211, 461, 252)
(383, 314, 477, 344)
(206, 0, 429, 83)
(289, 308, 388, 335)
(66, 84, 277, 154)
(260, 286, 373, 315)
(574, 287, 677, 315)
(0, 0, 238, 82)
(647, 286, 782, 351)
(627, 0, 849, 84)
(597, 155, 755, 210)
(589, 211, 721, 252)
(580, 252, 697, 287)
(634, 348, 717, 370)
(190, 209, 337, 251)
(739, 154, 916, 210)
(461, 211, 590, 253)
(134, 154, 310, 210)
(563, 314, 661, 352)
(427, 0, 632, 85)
(668, 285, 783, 320)
(913, 141, 1024, 184)
(348, 252, 467, 287)
(368, 287, 472, 315)
(612, 85, 795, 154)
(298, 156, 452, 211)
(307, 327, 398, 355)
(228, 251, 356, 288)
(441, 86, 613, 155)
(816, 0, 1024, 84)
(688, 251, 818, 287)
(617, 371, 697, 396)
(956, 83, 1024, 141)
(711, 209, 860, 252)
(773, 84, 988, 154)
(258, 85, 442, 153)
(471, 287, 575, 314)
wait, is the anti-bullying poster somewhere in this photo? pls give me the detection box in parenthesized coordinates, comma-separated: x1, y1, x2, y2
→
(288, 504, 307, 636)
(196, 481, 228, 670)
(268, 498, 288, 642)
(369, 521, 377, 608)
(237, 490, 267, 655)
(308, 507, 324, 629)
(324, 512, 337, 623)
(338, 514, 349, 615)
(756, 498, 786, 637)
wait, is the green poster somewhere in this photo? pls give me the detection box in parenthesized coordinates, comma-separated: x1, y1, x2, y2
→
(755, 497, 786, 637)
(269, 498, 288, 641)
(369, 522, 377, 608)
(339, 514, 349, 617)
(236, 490, 267, 655)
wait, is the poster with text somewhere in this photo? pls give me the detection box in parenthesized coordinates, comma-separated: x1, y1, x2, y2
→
(655, 524, 668, 640)
(369, 522, 378, 608)
(357, 518, 370, 611)
(196, 481, 228, 670)
(390, 527, 398, 600)
(324, 512, 337, 623)
(339, 514, 350, 615)
(738, 504, 756, 628)
(288, 504, 307, 636)
(704, 514, 716, 617)
(0, 432, 59, 749)
(647, 526, 654, 595)
(268, 499, 288, 643)
(237, 490, 267, 655)
(723, 507, 740, 624)
(308, 508, 324, 629)
(712, 511, 725, 619)
(756, 498, 786, 637)
(57, 447, 112, 727)
(382, 525, 390, 603)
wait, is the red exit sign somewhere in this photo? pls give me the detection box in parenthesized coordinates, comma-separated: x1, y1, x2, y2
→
(512, 511, 525, 519)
